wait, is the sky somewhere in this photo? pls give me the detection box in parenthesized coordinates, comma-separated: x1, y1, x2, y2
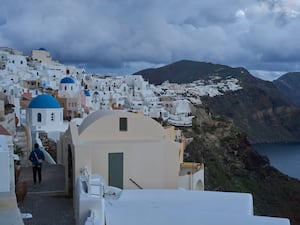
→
(1, 0, 300, 81)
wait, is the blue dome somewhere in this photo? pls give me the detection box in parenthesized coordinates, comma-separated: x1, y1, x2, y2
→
(28, 94, 61, 109)
(84, 89, 91, 96)
(60, 77, 75, 84)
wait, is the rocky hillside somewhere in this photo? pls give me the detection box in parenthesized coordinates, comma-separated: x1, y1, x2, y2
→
(135, 60, 300, 143)
(183, 106, 300, 225)
(134, 60, 232, 84)
(201, 89, 300, 143)
(273, 72, 300, 107)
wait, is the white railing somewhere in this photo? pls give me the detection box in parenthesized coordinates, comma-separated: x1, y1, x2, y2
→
(35, 136, 56, 164)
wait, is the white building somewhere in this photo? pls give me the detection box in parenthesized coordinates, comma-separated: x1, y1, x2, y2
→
(0, 132, 24, 225)
(59, 76, 78, 98)
(26, 94, 63, 132)
(75, 169, 290, 225)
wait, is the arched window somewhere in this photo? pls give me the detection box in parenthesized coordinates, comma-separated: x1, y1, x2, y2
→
(196, 180, 204, 190)
(51, 113, 55, 121)
(37, 113, 42, 122)
(65, 86, 67, 91)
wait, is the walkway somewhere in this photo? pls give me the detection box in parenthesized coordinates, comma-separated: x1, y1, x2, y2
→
(18, 164, 75, 225)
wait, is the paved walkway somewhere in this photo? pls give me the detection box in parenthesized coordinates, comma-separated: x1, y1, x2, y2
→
(18, 163, 75, 225)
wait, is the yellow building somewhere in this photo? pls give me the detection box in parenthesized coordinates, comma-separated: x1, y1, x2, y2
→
(60, 110, 182, 195)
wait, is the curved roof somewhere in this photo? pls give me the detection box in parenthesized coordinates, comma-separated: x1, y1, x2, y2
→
(28, 94, 61, 109)
(78, 110, 119, 135)
(77, 110, 167, 140)
(60, 77, 75, 84)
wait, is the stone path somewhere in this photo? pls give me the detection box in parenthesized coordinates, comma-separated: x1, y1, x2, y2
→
(18, 164, 75, 225)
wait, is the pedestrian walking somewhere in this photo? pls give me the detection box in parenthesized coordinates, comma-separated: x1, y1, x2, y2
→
(29, 143, 45, 184)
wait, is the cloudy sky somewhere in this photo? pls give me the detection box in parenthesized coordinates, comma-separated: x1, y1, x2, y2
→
(1, 0, 300, 80)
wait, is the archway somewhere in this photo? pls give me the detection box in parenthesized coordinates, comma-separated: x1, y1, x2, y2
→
(195, 179, 204, 190)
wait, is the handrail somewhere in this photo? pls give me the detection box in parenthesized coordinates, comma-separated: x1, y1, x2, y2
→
(129, 178, 143, 189)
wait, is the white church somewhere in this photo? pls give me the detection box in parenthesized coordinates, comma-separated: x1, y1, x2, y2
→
(26, 94, 63, 132)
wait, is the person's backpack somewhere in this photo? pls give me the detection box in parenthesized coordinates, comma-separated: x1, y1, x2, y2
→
(34, 151, 43, 163)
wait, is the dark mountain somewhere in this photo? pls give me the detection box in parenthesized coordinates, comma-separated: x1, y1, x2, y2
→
(135, 60, 300, 143)
(273, 72, 300, 107)
(134, 60, 232, 84)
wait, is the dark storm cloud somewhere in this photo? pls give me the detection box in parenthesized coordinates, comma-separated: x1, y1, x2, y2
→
(0, 0, 299, 80)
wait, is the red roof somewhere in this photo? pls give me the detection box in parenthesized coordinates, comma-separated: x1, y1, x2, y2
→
(0, 125, 11, 136)
(22, 92, 32, 99)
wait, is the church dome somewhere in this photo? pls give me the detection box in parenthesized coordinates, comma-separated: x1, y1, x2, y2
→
(84, 89, 91, 96)
(60, 77, 75, 84)
(28, 94, 61, 108)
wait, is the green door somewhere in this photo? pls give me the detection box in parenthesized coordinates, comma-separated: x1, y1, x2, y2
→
(108, 152, 124, 189)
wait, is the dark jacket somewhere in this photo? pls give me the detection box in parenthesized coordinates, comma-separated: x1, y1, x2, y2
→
(29, 148, 45, 166)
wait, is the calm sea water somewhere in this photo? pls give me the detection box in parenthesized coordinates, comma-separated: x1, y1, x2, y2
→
(253, 142, 300, 180)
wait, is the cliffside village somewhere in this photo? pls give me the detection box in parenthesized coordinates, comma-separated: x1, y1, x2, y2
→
(0, 47, 290, 225)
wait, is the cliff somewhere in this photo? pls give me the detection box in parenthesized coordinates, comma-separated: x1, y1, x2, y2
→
(273, 72, 300, 107)
(183, 106, 300, 225)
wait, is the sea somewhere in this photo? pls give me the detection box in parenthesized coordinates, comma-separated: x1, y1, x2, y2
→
(253, 142, 300, 180)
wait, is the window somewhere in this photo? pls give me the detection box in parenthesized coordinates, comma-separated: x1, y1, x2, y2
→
(37, 113, 42, 122)
(51, 113, 55, 121)
(119, 117, 127, 131)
